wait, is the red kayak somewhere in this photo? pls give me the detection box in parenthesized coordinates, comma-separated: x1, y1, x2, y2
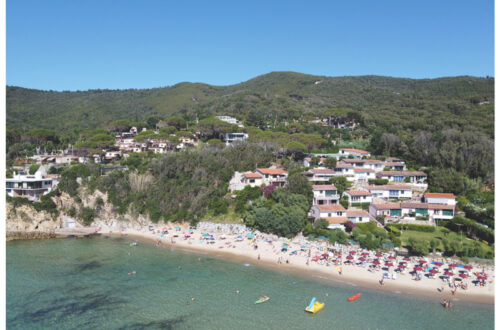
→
(348, 293, 361, 302)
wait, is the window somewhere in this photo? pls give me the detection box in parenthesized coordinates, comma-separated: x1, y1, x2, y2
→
(249, 179, 255, 183)
(337, 212, 343, 216)
(443, 210, 453, 216)
(328, 213, 332, 217)
(358, 217, 362, 221)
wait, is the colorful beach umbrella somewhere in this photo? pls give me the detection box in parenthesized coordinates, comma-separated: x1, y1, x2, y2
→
(459, 273, 468, 279)
(464, 265, 473, 270)
(385, 262, 394, 267)
(349, 251, 357, 254)
(362, 252, 370, 256)
(372, 260, 380, 265)
(419, 260, 427, 264)
(444, 271, 454, 276)
(448, 264, 457, 268)
(398, 264, 406, 269)
(403, 257, 411, 261)
(429, 269, 438, 274)
(414, 266, 423, 271)
(358, 257, 366, 262)
(375, 253, 383, 257)
(433, 262, 443, 266)
(388, 256, 396, 260)
(346, 256, 354, 260)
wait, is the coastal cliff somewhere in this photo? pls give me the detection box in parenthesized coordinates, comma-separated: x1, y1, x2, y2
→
(6, 188, 158, 240)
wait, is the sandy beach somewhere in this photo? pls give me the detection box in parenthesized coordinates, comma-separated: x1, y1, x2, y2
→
(99, 224, 494, 305)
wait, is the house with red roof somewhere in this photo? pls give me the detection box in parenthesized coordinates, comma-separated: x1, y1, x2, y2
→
(423, 193, 456, 206)
(304, 168, 336, 182)
(360, 184, 413, 199)
(256, 168, 288, 187)
(310, 204, 347, 220)
(312, 184, 340, 205)
(339, 148, 371, 158)
(343, 190, 373, 204)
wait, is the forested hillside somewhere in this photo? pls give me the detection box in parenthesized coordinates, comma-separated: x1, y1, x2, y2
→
(7, 72, 494, 181)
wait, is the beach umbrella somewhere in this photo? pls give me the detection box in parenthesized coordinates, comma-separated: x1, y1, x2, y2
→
(321, 253, 329, 258)
(433, 262, 443, 266)
(184, 231, 191, 235)
(247, 233, 254, 237)
(444, 271, 454, 276)
(419, 260, 427, 264)
(403, 257, 411, 261)
(372, 260, 380, 265)
(162, 227, 167, 231)
(346, 256, 354, 260)
(398, 264, 406, 269)
(448, 264, 457, 268)
(349, 251, 357, 254)
(459, 273, 468, 279)
(414, 266, 423, 271)
(429, 269, 438, 274)
(388, 256, 396, 260)
(362, 252, 370, 256)
(385, 262, 394, 267)
(464, 265, 473, 270)
(358, 257, 366, 262)
(375, 253, 383, 257)
(202, 233, 210, 237)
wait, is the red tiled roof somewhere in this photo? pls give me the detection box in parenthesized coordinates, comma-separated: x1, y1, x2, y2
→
(257, 168, 288, 175)
(324, 217, 349, 224)
(346, 210, 370, 217)
(305, 157, 312, 162)
(312, 184, 337, 190)
(341, 159, 383, 164)
(385, 162, 406, 166)
(310, 168, 335, 174)
(317, 204, 346, 212)
(364, 185, 412, 191)
(345, 190, 372, 196)
(354, 168, 375, 172)
(378, 171, 427, 176)
(427, 204, 455, 210)
(424, 193, 455, 199)
(244, 172, 262, 178)
(371, 203, 401, 210)
(400, 202, 428, 209)
(340, 148, 370, 154)
(335, 163, 354, 168)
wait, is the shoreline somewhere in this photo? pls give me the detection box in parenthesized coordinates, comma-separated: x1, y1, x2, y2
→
(104, 228, 494, 305)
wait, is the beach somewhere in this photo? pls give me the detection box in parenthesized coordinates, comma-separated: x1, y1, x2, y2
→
(100, 223, 494, 305)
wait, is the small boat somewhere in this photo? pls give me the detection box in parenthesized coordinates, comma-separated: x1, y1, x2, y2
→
(254, 296, 270, 304)
(305, 297, 325, 314)
(348, 293, 361, 302)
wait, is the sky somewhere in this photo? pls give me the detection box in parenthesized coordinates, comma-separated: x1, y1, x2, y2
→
(6, 0, 494, 91)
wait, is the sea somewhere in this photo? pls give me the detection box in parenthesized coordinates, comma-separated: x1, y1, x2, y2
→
(7, 236, 494, 330)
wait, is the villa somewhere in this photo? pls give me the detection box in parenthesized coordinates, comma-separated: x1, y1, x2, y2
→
(360, 184, 413, 199)
(304, 168, 336, 182)
(6, 169, 58, 202)
(423, 193, 456, 206)
(339, 148, 371, 158)
(343, 190, 373, 204)
(312, 184, 339, 205)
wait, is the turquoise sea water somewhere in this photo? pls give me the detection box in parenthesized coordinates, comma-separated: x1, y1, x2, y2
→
(7, 236, 494, 329)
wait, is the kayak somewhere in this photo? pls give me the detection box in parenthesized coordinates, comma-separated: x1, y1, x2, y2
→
(305, 298, 325, 314)
(254, 296, 270, 304)
(348, 293, 361, 302)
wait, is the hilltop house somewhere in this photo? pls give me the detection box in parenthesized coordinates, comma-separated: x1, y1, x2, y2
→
(343, 190, 373, 204)
(6, 169, 58, 202)
(384, 162, 407, 171)
(216, 115, 238, 125)
(360, 185, 413, 199)
(312, 184, 339, 205)
(339, 159, 385, 172)
(304, 168, 336, 182)
(353, 168, 376, 182)
(376, 171, 427, 185)
(339, 148, 371, 158)
(423, 193, 456, 206)
(333, 163, 355, 181)
(346, 209, 370, 224)
(256, 168, 288, 187)
(369, 202, 455, 224)
(310, 204, 348, 230)
(223, 132, 248, 146)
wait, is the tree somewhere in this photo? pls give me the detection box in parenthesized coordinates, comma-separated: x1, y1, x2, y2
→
(323, 158, 337, 169)
(329, 176, 351, 195)
(430, 239, 439, 253)
(313, 219, 329, 230)
(164, 116, 187, 130)
(285, 170, 312, 203)
(29, 164, 40, 175)
(340, 195, 349, 209)
(146, 115, 164, 129)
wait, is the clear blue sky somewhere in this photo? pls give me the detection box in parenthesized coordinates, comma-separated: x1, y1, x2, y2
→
(7, 0, 494, 91)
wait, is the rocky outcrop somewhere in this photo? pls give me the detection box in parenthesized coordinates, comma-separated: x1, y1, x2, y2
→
(6, 188, 160, 238)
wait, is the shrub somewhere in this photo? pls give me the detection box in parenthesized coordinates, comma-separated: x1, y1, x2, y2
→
(345, 221, 356, 232)
(29, 164, 40, 175)
(351, 202, 370, 210)
(79, 207, 95, 226)
(368, 178, 389, 185)
(385, 225, 401, 236)
(389, 223, 436, 233)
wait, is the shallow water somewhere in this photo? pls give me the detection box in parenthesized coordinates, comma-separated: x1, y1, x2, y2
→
(7, 236, 494, 329)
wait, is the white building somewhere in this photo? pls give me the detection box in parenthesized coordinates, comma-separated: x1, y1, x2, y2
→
(312, 184, 339, 205)
(353, 168, 376, 181)
(343, 190, 373, 204)
(369, 202, 455, 223)
(6, 170, 58, 202)
(216, 116, 238, 125)
(339, 148, 371, 158)
(346, 209, 370, 223)
(224, 133, 248, 146)
(310, 204, 347, 220)
(360, 185, 413, 199)
(340, 159, 385, 172)
(423, 193, 456, 206)
(255, 168, 288, 187)
(304, 168, 336, 182)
